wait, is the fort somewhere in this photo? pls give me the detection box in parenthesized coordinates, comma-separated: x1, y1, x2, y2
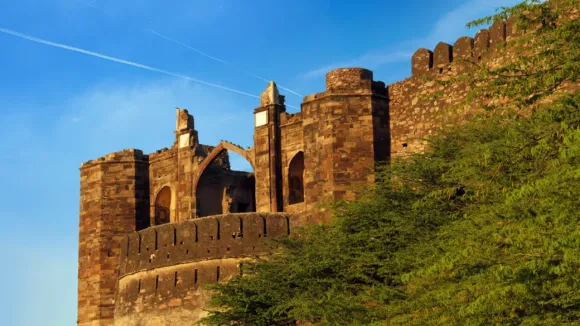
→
(78, 16, 526, 326)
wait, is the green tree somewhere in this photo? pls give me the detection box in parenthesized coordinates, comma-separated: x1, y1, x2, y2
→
(199, 1, 580, 325)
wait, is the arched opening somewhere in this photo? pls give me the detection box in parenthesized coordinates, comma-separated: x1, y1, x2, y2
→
(155, 186, 172, 225)
(195, 147, 256, 218)
(288, 152, 304, 205)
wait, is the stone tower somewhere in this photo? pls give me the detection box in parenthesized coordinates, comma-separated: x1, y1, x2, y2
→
(77, 150, 150, 325)
(253, 81, 286, 213)
(296, 68, 390, 220)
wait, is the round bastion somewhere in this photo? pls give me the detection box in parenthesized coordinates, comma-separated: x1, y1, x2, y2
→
(325, 68, 373, 90)
(114, 212, 291, 326)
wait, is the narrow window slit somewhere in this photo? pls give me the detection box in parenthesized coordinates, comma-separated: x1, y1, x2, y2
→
(217, 220, 221, 240)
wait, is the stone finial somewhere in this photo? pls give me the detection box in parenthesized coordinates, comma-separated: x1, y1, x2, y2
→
(260, 81, 281, 106)
(176, 108, 194, 132)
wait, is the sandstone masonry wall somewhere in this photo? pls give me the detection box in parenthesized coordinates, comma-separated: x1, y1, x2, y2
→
(149, 147, 178, 224)
(78, 149, 150, 326)
(114, 212, 291, 326)
(300, 68, 389, 222)
(279, 111, 305, 213)
(389, 18, 521, 157)
(78, 7, 580, 325)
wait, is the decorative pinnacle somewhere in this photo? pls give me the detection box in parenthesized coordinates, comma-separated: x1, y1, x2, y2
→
(260, 81, 281, 106)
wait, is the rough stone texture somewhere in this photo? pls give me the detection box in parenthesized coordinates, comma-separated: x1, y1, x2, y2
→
(388, 18, 548, 158)
(148, 148, 178, 224)
(78, 6, 580, 325)
(78, 110, 258, 325)
(196, 168, 255, 217)
(453, 36, 474, 72)
(412, 48, 433, 76)
(114, 213, 291, 326)
(433, 42, 453, 68)
(78, 149, 149, 326)
(293, 68, 389, 222)
(279, 111, 305, 212)
(326, 68, 373, 90)
(490, 20, 506, 48)
(253, 84, 285, 213)
(474, 29, 490, 61)
(260, 81, 282, 106)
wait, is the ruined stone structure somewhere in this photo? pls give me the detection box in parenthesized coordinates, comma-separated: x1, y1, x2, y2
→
(78, 15, 538, 326)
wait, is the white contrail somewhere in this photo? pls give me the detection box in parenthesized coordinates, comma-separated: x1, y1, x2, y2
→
(148, 29, 304, 98)
(81, 2, 99, 10)
(0, 27, 259, 99)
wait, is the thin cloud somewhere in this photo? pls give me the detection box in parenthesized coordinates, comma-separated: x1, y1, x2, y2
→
(50, 78, 259, 170)
(81, 2, 99, 10)
(77, 0, 105, 13)
(300, 0, 522, 80)
(148, 29, 303, 97)
(301, 50, 412, 80)
(0, 27, 260, 99)
(76, 1, 303, 98)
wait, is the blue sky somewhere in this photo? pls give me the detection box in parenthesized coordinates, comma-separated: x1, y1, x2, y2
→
(0, 0, 521, 324)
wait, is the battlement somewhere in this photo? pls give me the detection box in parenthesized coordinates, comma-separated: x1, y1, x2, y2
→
(411, 18, 519, 77)
(118, 212, 291, 277)
(80, 148, 149, 168)
(77, 3, 578, 325)
(114, 213, 292, 324)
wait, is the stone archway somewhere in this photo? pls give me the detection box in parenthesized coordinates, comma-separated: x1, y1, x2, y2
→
(288, 151, 305, 205)
(154, 186, 172, 225)
(193, 141, 256, 218)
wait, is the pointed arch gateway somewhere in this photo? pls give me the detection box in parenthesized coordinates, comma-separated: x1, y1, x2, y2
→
(193, 141, 256, 218)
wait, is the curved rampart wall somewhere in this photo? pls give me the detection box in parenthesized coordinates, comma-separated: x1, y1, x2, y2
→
(114, 212, 291, 326)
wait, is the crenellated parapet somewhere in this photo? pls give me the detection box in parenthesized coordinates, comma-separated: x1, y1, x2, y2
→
(113, 213, 291, 325)
(77, 3, 578, 325)
(411, 17, 520, 77)
(388, 15, 531, 158)
(118, 212, 290, 277)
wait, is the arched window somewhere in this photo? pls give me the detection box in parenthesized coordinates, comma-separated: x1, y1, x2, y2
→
(155, 186, 171, 225)
(195, 147, 256, 218)
(288, 152, 304, 205)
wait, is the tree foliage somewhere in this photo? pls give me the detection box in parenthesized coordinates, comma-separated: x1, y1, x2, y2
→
(462, 0, 580, 108)
(198, 1, 580, 325)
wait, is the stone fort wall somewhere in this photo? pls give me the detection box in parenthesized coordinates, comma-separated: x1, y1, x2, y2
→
(114, 212, 290, 325)
(75, 5, 580, 324)
(389, 18, 523, 157)
(253, 68, 389, 224)
(78, 149, 150, 326)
